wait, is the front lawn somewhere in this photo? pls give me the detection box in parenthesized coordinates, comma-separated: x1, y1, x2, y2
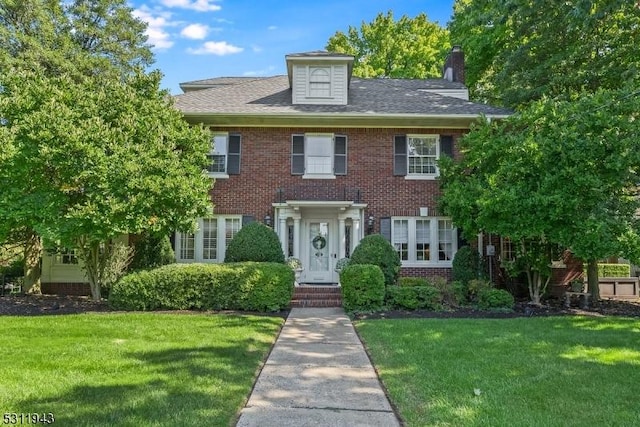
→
(356, 316, 640, 426)
(0, 313, 284, 426)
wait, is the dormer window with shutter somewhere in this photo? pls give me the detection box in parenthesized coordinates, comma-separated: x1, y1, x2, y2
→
(394, 134, 453, 180)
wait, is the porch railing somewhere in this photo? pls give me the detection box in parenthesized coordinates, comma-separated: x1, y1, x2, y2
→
(275, 184, 362, 203)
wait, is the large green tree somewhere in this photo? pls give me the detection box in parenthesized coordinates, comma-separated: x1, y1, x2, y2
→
(440, 86, 640, 303)
(0, 0, 211, 299)
(449, 0, 640, 108)
(326, 11, 451, 78)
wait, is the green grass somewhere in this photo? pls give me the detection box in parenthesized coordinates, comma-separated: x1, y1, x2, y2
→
(0, 313, 284, 426)
(356, 316, 640, 427)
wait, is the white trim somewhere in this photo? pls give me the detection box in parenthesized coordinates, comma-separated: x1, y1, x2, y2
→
(175, 215, 242, 263)
(391, 216, 458, 267)
(207, 132, 230, 178)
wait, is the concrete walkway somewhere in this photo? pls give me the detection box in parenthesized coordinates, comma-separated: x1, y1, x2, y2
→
(236, 307, 401, 427)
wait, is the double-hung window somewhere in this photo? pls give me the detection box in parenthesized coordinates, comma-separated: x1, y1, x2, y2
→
(291, 133, 347, 178)
(389, 217, 457, 265)
(55, 248, 79, 265)
(207, 133, 241, 177)
(394, 134, 453, 179)
(176, 216, 242, 263)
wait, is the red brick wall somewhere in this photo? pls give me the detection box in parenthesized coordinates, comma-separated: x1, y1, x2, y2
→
(208, 127, 465, 223)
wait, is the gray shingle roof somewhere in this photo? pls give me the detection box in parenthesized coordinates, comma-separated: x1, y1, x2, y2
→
(173, 75, 511, 117)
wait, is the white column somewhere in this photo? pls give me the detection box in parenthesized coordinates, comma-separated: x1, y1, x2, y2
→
(338, 218, 346, 259)
(351, 217, 361, 255)
(477, 232, 484, 257)
(279, 217, 287, 256)
(293, 218, 301, 259)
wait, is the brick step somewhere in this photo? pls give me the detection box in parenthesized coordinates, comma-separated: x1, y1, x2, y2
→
(291, 286, 342, 308)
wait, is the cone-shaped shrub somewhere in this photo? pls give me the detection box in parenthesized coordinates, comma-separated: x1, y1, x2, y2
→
(350, 234, 401, 287)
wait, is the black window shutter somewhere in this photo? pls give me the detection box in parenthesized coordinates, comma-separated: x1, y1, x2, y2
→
(440, 135, 454, 158)
(380, 217, 392, 241)
(242, 215, 255, 226)
(227, 134, 241, 174)
(393, 136, 407, 176)
(291, 135, 305, 175)
(334, 135, 347, 175)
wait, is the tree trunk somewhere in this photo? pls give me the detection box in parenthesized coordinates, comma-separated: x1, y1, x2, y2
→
(23, 231, 42, 294)
(586, 259, 600, 301)
(77, 237, 102, 301)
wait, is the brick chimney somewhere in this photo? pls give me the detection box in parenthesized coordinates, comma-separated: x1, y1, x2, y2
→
(443, 46, 465, 84)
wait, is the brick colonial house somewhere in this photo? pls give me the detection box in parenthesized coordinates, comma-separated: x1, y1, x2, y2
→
(170, 47, 510, 284)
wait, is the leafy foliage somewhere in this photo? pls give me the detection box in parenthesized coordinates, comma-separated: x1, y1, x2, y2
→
(326, 11, 450, 78)
(0, 0, 212, 299)
(440, 87, 640, 302)
(398, 277, 429, 287)
(110, 262, 294, 312)
(452, 246, 484, 285)
(129, 232, 175, 271)
(449, 0, 640, 108)
(350, 234, 401, 287)
(386, 286, 442, 311)
(339, 264, 385, 312)
(224, 222, 285, 263)
(477, 288, 514, 311)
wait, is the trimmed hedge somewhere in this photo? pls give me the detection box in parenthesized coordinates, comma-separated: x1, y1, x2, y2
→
(477, 288, 514, 311)
(350, 234, 401, 287)
(129, 232, 175, 271)
(340, 264, 385, 312)
(386, 286, 442, 310)
(398, 277, 429, 287)
(452, 245, 484, 285)
(109, 262, 294, 312)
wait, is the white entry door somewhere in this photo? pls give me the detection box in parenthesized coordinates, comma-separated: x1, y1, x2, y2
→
(304, 220, 336, 283)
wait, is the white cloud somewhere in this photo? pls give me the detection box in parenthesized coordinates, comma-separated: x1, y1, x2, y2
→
(251, 45, 263, 53)
(181, 23, 209, 39)
(267, 25, 278, 30)
(187, 41, 243, 55)
(133, 6, 174, 50)
(160, 0, 221, 12)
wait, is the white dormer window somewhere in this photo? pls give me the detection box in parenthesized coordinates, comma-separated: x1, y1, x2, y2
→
(309, 67, 331, 98)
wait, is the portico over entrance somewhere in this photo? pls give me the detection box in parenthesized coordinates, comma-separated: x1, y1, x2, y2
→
(273, 201, 366, 284)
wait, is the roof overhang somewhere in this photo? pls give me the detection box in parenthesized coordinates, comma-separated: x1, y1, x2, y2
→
(180, 112, 511, 129)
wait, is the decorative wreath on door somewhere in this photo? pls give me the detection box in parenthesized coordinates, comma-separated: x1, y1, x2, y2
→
(312, 235, 327, 250)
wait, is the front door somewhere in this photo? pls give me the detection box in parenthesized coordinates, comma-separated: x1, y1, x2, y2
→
(304, 220, 336, 283)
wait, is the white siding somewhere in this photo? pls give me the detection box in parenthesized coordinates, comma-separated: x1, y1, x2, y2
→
(292, 63, 349, 105)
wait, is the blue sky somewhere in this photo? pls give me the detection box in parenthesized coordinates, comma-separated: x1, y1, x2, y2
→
(129, 0, 455, 94)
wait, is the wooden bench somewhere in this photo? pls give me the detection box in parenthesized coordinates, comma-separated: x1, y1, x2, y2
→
(564, 291, 591, 309)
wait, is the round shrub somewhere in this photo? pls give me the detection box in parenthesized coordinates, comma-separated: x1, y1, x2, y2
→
(398, 277, 429, 287)
(129, 231, 175, 271)
(224, 222, 285, 263)
(109, 262, 293, 312)
(452, 245, 483, 285)
(339, 264, 385, 312)
(350, 234, 401, 287)
(477, 288, 514, 311)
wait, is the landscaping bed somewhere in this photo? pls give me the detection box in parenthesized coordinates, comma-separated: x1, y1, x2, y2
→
(1, 294, 639, 317)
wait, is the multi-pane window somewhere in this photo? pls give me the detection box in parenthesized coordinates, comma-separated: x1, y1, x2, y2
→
(408, 135, 439, 175)
(176, 216, 242, 263)
(207, 134, 228, 174)
(225, 218, 241, 248)
(202, 219, 218, 260)
(391, 217, 457, 264)
(438, 219, 454, 261)
(416, 220, 430, 261)
(309, 67, 331, 97)
(56, 248, 79, 265)
(501, 237, 515, 262)
(179, 233, 195, 260)
(393, 220, 409, 261)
